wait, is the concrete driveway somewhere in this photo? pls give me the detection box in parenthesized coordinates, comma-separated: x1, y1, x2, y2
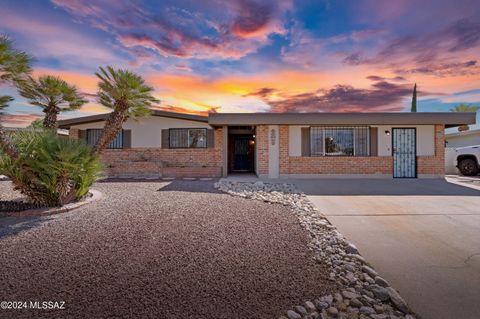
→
(292, 178, 480, 319)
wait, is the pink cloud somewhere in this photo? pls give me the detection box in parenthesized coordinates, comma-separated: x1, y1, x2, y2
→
(52, 0, 291, 61)
(0, 113, 41, 127)
(175, 64, 193, 72)
(0, 8, 117, 67)
(229, 0, 289, 39)
(353, 0, 413, 23)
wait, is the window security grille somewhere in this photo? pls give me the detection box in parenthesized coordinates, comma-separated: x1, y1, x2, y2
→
(310, 127, 369, 156)
(86, 129, 123, 149)
(169, 128, 207, 148)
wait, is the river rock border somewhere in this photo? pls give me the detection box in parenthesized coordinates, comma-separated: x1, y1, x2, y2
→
(214, 180, 416, 319)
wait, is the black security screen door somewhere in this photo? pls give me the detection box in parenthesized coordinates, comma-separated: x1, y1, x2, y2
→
(392, 128, 416, 178)
(234, 137, 250, 171)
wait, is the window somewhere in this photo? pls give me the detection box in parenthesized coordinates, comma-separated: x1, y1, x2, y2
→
(310, 127, 369, 156)
(169, 128, 207, 148)
(86, 129, 123, 149)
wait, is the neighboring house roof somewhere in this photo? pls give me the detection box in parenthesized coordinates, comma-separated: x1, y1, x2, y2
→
(208, 112, 476, 128)
(58, 110, 208, 128)
(445, 128, 480, 138)
(2, 127, 68, 135)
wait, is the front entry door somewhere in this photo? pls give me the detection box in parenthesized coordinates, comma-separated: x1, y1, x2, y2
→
(234, 137, 250, 171)
(392, 128, 417, 178)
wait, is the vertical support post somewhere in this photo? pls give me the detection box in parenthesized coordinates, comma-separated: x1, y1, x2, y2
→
(268, 125, 279, 178)
(222, 125, 228, 177)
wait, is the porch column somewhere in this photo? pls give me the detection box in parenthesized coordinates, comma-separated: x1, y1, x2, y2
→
(268, 125, 280, 178)
(222, 125, 228, 177)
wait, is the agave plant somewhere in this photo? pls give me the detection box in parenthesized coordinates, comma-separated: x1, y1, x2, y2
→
(94, 66, 159, 153)
(0, 130, 102, 206)
(17, 75, 87, 129)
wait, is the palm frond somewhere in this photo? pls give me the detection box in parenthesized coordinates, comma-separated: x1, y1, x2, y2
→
(0, 95, 13, 109)
(93, 66, 159, 152)
(0, 130, 102, 205)
(450, 103, 479, 113)
(17, 75, 87, 110)
(0, 34, 34, 84)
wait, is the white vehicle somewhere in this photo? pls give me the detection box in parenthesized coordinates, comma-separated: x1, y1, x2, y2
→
(455, 145, 480, 176)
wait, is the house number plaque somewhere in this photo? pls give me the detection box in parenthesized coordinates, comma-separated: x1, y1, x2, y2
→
(270, 129, 276, 146)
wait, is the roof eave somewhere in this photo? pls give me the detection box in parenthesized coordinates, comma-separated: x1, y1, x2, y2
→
(58, 110, 208, 128)
(208, 112, 477, 127)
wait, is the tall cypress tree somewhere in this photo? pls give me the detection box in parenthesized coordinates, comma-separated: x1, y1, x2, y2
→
(411, 83, 417, 112)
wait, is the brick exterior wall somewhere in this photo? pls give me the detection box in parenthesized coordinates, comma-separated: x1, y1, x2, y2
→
(69, 123, 445, 178)
(69, 127, 223, 178)
(417, 124, 445, 176)
(276, 124, 445, 177)
(69, 128, 80, 140)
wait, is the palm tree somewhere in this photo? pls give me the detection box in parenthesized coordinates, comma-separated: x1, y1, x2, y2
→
(17, 75, 87, 129)
(450, 103, 479, 113)
(0, 35, 33, 159)
(93, 66, 159, 153)
(450, 103, 479, 131)
(0, 35, 32, 83)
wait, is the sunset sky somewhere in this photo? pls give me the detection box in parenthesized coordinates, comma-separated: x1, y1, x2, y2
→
(1, 0, 479, 127)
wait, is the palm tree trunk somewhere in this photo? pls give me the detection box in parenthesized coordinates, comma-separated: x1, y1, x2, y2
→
(43, 105, 58, 129)
(56, 173, 76, 205)
(94, 105, 128, 154)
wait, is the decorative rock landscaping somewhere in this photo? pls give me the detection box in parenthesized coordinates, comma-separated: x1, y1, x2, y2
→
(214, 180, 417, 319)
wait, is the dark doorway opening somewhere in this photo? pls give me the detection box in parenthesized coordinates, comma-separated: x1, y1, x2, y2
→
(228, 126, 255, 173)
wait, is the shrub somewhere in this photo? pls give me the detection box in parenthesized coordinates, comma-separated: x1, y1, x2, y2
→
(0, 130, 102, 206)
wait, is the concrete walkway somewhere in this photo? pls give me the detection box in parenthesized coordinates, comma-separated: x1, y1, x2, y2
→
(293, 178, 480, 319)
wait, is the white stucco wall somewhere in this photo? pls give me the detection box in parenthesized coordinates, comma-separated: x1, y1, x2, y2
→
(373, 125, 435, 156)
(70, 116, 211, 148)
(445, 132, 480, 148)
(288, 125, 435, 157)
(288, 126, 308, 156)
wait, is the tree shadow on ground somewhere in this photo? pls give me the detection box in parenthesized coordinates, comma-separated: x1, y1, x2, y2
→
(0, 215, 52, 240)
(157, 180, 220, 194)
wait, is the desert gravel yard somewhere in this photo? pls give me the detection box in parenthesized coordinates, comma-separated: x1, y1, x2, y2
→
(0, 180, 336, 319)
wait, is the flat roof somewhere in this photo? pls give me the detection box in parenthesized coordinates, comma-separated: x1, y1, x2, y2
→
(58, 110, 208, 128)
(58, 111, 476, 129)
(208, 112, 476, 128)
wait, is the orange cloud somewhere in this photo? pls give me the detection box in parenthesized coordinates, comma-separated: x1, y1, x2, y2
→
(28, 62, 480, 117)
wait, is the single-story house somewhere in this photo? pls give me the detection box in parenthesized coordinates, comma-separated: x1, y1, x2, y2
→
(58, 111, 476, 179)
